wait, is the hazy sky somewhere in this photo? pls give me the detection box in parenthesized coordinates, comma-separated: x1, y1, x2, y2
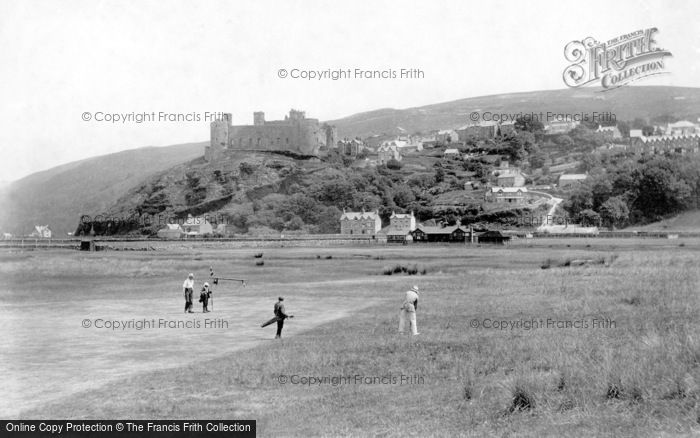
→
(1, 0, 699, 182)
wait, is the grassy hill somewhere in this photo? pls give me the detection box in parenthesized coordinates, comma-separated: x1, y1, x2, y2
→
(329, 86, 700, 138)
(1, 142, 204, 235)
(628, 210, 700, 231)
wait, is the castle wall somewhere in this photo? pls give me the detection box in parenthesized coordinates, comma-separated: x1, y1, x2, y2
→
(227, 123, 321, 155)
(206, 110, 330, 161)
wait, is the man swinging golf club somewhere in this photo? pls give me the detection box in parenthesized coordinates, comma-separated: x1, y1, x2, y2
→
(399, 285, 420, 336)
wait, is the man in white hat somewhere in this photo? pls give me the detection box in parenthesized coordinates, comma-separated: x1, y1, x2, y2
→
(399, 285, 420, 335)
(183, 273, 195, 313)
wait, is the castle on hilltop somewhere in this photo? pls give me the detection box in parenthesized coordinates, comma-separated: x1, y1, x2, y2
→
(205, 109, 337, 161)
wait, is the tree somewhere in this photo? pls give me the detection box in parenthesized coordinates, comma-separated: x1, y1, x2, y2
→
(563, 184, 593, 218)
(514, 115, 544, 134)
(434, 165, 445, 183)
(579, 209, 601, 227)
(555, 135, 574, 149)
(599, 196, 629, 229)
(528, 146, 546, 169)
(386, 158, 403, 170)
(392, 184, 416, 208)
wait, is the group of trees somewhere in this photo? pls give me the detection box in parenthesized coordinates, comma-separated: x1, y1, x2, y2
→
(563, 154, 700, 228)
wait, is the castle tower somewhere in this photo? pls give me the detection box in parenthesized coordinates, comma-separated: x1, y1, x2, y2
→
(206, 112, 232, 162)
(324, 124, 337, 150)
(253, 111, 265, 126)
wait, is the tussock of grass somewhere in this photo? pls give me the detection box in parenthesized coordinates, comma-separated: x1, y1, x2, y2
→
(381, 264, 426, 276)
(509, 385, 534, 413)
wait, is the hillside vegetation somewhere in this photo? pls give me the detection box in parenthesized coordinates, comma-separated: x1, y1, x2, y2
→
(1, 143, 204, 235)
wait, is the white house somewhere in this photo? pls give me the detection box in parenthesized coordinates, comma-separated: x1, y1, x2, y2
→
(157, 224, 185, 239)
(484, 187, 528, 204)
(31, 225, 52, 238)
(182, 215, 214, 236)
(444, 148, 460, 158)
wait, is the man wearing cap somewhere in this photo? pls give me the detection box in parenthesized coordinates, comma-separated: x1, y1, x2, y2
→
(183, 273, 195, 313)
(274, 297, 289, 339)
(199, 282, 211, 313)
(399, 285, 420, 335)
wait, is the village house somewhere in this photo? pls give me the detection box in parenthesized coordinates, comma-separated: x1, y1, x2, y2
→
(484, 186, 528, 204)
(629, 129, 644, 139)
(338, 138, 366, 156)
(558, 174, 588, 189)
(31, 225, 52, 238)
(456, 122, 499, 141)
(378, 211, 417, 243)
(596, 125, 623, 140)
(157, 223, 185, 239)
(436, 130, 459, 145)
(499, 121, 516, 136)
(629, 134, 700, 155)
(411, 223, 468, 242)
(664, 120, 698, 136)
(182, 215, 214, 236)
(377, 144, 402, 164)
(340, 209, 382, 236)
(443, 148, 460, 159)
(474, 230, 511, 245)
(493, 162, 526, 187)
(544, 120, 579, 136)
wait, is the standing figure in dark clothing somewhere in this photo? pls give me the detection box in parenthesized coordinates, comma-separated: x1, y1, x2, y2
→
(273, 297, 292, 339)
(199, 282, 211, 313)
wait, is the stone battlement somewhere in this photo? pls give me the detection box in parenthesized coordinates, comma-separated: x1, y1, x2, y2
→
(205, 109, 337, 161)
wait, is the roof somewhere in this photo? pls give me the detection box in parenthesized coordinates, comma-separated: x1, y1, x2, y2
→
(390, 211, 414, 219)
(490, 187, 528, 193)
(340, 211, 380, 221)
(629, 129, 644, 138)
(634, 134, 700, 143)
(444, 148, 460, 154)
(559, 174, 587, 181)
(378, 226, 412, 236)
(164, 224, 184, 231)
(496, 169, 524, 177)
(476, 230, 511, 239)
(414, 224, 466, 235)
(381, 140, 407, 148)
(668, 120, 696, 128)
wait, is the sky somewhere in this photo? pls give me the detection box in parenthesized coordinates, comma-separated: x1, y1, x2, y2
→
(1, 0, 699, 182)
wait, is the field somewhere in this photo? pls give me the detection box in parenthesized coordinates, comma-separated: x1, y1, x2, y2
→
(2, 239, 700, 437)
